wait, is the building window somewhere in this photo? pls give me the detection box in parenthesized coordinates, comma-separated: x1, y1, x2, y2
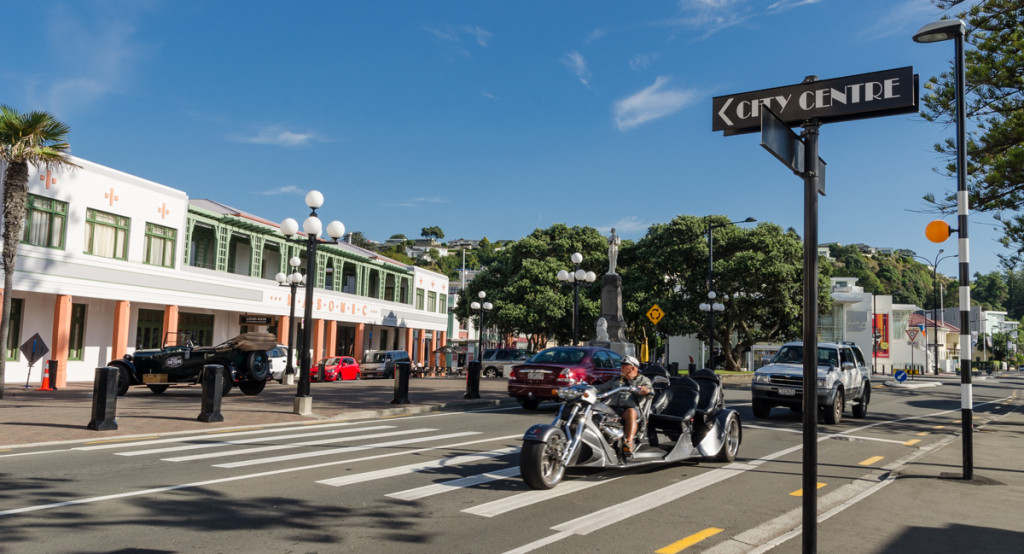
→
(5, 298, 23, 361)
(144, 223, 176, 268)
(23, 194, 67, 249)
(85, 209, 129, 260)
(440, 294, 447, 313)
(227, 234, 252, 276)
(416, 290, 424, 310)
(136, 309, 164, 349)
(68, 303, 86, 361)
(427, 291, 437, 312)
(180, 312, 214, 346)
(189, 224, 216, 269)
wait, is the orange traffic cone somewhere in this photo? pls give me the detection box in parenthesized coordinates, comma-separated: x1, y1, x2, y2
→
(37, 365, 52, 391)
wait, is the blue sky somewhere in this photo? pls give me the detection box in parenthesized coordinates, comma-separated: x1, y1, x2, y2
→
(4, 0, 1003, 278)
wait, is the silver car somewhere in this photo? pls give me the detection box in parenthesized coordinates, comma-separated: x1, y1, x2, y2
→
(267, 345, 290, 382)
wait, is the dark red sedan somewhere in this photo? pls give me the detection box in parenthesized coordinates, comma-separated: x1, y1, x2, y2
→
(507, 346, 624, 409)
(311, 356, 361, 381)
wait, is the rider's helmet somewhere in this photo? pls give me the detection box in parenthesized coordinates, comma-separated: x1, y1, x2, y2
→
(622, 355, 640, 368)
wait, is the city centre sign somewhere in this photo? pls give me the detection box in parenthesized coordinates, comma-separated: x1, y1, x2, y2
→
(712, 67, 918, 135)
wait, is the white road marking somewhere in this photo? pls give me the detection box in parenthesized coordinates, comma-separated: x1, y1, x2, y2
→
(318, 446, 519, 487)
(116, 425, 394, 456)
(73, 421, 365, 451)
(0, 434, 519, 517)
(160, 428, 426, 462)
(388, 467, 522, 501)
(212, 431, 481, 468)
(467, 468, 634, 518)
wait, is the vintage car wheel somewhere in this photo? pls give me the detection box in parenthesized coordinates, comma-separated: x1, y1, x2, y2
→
(238, 380, 266, 395)
(115, 365, 132, 396)
(246, 351, 270, 381)
(148, 384, 169, 394)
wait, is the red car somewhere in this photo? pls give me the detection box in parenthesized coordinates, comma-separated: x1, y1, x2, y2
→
(507, 346, 624, 409)
(311, 356, 361, 381)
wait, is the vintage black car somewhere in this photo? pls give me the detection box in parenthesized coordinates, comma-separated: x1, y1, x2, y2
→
(109, 332, 276, 396)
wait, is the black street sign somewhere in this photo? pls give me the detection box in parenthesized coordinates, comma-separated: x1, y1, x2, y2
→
(20, 333, 49, 366)
(761, 108, 826, 195)
(240, 315, 274, 325)
(713, 67, 918, 135)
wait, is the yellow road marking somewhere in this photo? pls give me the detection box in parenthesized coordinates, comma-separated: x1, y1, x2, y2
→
(859, 456, 884, 466)
(916, 432, 929, 436)
(0, 449, 11, 453)
(655, 528, 724, 553)
(933, 425, 946, 430)
(904, 439, 921, 446)
(790, 483, 826, 496)
(953, 419, 962, 424)
(84, 436, 159, 445)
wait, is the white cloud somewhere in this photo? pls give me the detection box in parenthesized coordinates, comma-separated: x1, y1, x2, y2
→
(422, 23, 493, 56)
(463, 25, 493, 47)
(256, 185, 304, 196)
(630, 53, 658, 72)
(766, 0, 821, 14)
(613, 76, 698, 131)
(601, 216, 650, 236)
(229, 125, 319, 147)
(481, 90, 497, 100)
(859, 0, 944, 40)
(398, 197, 450, 208)
(563, 51, 592, 87)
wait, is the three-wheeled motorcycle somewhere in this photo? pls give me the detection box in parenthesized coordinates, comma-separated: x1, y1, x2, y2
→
(519, 368, 742, 489)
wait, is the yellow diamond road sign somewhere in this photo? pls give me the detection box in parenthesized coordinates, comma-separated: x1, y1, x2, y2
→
(647, 305, 665, 325)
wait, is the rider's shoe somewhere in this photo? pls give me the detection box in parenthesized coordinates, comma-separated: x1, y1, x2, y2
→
(623, 439, 634, 456)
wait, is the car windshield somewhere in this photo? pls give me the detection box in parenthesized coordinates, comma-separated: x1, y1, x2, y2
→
(528, 348, 586, 364)
(371, 353, 387, 362)
(772, 346, 841, 367)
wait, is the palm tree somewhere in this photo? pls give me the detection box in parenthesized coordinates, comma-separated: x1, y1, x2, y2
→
(0, 105, 75, 398)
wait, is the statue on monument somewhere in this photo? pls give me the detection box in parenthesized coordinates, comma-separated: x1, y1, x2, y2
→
(595, 317, 609, 342)
(607, 228, 620, 274)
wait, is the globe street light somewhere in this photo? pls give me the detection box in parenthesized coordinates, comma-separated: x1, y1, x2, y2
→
(280, 190, 345, 415)
(274, 255, 304, 386)
(912, 250, 956, 376)
(703, 217, 756, 367)
(469, 290, 493, 361)
(557, 252, 597, 345)
(913, 17, 974, 479)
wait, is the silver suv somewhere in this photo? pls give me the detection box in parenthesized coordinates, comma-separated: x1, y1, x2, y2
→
(361, 350, 411, 379)
(751, 341, 870, 424)
(481, 348, 533, 378)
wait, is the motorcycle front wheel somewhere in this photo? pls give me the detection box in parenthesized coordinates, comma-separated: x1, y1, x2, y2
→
(520, 436, 567, 490)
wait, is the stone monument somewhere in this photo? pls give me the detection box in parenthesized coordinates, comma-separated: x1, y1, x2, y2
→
(589, 229, 635, 358)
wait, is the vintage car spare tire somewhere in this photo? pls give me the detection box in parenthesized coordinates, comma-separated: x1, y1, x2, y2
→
(246, 351, 270, 381)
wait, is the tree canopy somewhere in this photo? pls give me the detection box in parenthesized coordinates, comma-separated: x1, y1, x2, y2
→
(420, 226, 444, 241)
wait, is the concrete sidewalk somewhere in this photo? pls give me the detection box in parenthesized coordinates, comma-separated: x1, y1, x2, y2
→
(0, 376, 516, 449)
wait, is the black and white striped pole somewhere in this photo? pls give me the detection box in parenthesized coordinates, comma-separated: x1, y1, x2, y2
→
(915, 18, 973, 479)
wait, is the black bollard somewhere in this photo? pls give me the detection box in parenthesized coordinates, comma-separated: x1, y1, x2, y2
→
(87, 367, 119, 431)
(48, 359, 60, 390)
(391, 360, 411, 404)
(464, 361, 481, 399)
(197, 364, 225, 423)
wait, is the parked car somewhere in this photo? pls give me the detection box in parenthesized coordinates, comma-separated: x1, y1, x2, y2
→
(110, 332, 276, 396)
(267, 345, 290, 382)
(360, 350, 411, 379)
(481, 348, 534, 378)
(507, 346, 624, 409)
(751, 341, 871, 424)
(311, 356, 361, 381)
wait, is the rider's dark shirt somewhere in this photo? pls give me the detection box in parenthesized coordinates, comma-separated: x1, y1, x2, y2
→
(594, 373, 652, 410)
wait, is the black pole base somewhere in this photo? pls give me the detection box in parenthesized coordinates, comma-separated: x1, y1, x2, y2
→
(464, 361, 481, 399)
(87, 367, 119, 431)
(197, 364, 225, 423)
(391, 361, 411, 404)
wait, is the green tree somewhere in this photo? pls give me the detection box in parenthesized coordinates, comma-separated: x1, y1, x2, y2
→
(0, 105, 75, 398)
(420, 226, 444, 241)
(972, 270, 1009, 310)
(922, 1, 1024, 253)
(622, 215, 831, 370)
(347, 231, 377, 251)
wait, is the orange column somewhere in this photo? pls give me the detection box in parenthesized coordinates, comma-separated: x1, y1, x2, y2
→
(439, 331, 448, 369)
(354, 323, 365, 362)
(405, 328, 414, 355)
(277, 315, 290, 345)
(416, 330, 425, 367)
(111, 300, 131, 361)
(430, 332, 437, 369)
(313, 319, 325, 363)
(325, 320, 337, 357)
(50, 295, 72, 388)
(162, 305, 179, 339)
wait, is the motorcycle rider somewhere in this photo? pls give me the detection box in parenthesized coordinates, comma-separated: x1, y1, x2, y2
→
(595, 355, 651, 455)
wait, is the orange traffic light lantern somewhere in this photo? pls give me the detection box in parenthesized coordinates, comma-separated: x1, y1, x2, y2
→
(925, 220, 952, 243)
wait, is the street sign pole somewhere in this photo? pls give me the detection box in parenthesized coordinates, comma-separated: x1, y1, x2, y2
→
(801, 115, 820, 554)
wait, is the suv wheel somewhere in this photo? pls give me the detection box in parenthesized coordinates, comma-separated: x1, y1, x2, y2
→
(483, 367, 498, 378)
(852, 385, 870, 418)
(823, 389, 844, 424)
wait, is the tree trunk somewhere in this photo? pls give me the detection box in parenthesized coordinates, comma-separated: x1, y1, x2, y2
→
(0, 160, 30, 399)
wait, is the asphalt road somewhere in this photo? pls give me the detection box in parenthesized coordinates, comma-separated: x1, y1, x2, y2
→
(1, 375, 1022, 553)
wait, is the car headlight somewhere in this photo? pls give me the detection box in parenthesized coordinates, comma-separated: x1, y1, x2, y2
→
(753, 373, 770, 384)
(817, 378, 827, 388)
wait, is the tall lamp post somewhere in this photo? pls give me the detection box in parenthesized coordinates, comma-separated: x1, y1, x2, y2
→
(912, 250, 956, 375)
(469, 291, 492, 362)
(701, 217, 756, 367)
(274, 256, 304, 385)
(280, 190, 345, 416)
(557, 252, 597, 345)
(914, 18, 973, 479)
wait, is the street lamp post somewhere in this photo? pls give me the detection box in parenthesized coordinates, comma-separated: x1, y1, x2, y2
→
(701, 217, 756, 368)
(280, 190, 345, 416)
(557, 252, 597, 345)
(913, 250, 956, 375)
(469, 291, 493, 362)
(914, 18, 973, 479)
(274, 256, 304, 385)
